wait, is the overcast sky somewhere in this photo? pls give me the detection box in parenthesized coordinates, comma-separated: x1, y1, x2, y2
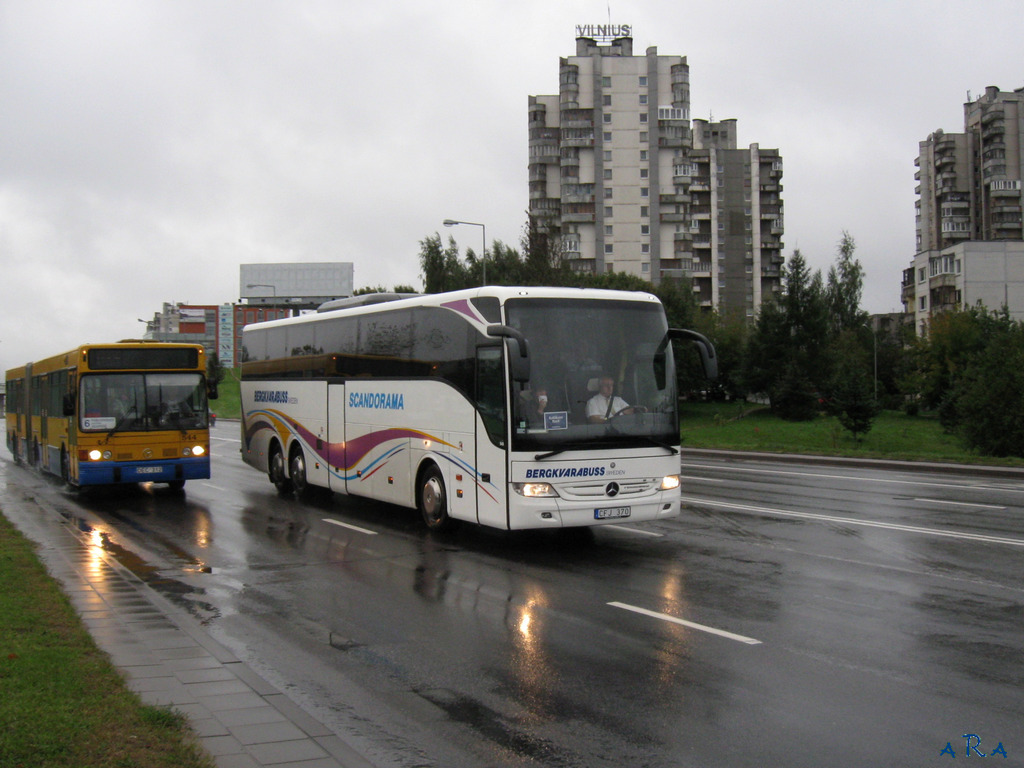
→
(2, 0, 1023, 371)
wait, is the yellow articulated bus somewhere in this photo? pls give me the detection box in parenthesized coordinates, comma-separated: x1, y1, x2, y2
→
(5, 341, 217, 491)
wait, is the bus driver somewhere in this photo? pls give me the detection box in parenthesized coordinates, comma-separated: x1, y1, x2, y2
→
(586, 375, 636, 423)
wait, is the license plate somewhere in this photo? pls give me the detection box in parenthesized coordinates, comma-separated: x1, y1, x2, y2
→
(136, 466, 164, 474)
(595, 506, 631, 520)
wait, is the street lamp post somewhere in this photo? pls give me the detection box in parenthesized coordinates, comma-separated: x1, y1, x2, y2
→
(443, 219, 486, 286)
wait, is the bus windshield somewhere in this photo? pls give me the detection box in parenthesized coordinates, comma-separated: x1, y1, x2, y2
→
(80, 372, 208, 432)
(505, 298, 677, 451)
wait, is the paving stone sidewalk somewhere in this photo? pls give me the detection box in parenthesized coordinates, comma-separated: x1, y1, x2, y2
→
(5, 499, 375, 768)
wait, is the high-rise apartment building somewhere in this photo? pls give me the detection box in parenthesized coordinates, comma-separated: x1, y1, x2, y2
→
(905, 86, 1024, 333)
(528, 31, 784, 317)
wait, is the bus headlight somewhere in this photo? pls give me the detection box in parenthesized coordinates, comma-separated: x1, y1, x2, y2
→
(88, 449, 103, 461)
(512, 482, 559, 498)
(185, 446, 205, 457)
(660, 474, 681, 491)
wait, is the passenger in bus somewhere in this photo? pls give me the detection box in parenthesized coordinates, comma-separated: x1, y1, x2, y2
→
(586, 375, 636, 423)
(527, 387, 549, 427)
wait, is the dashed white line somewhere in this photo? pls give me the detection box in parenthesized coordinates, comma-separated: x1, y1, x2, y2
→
(322, 518, 378, 536)
(607, 526, 663, 537)
(609, 601, 762, 645)
(681, 496, 1024, 548)
(914, 498, 1006, 510)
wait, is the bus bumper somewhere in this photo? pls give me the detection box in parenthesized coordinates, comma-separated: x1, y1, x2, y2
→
(78, 457, 211, 486)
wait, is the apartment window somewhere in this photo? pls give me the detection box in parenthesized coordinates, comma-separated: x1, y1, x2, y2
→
(641, 243, 650, 254)
(604, 206, 613, 217)
(640, 150, 648, 161)
(640, 168, 649, 179)
(603, 113, 612, 124)
(639, 131, 648, 143)
(604, 188, 613, 199)
(641, 187, 649, 198)
(604, 150, 612, 161)
(640, 206, 649, 217)
(605, 225, 613, 236)
(640, 113, 648, 123)
(603, 169, 613, 180)
(605, 244, 614, 254)
(602, 94, 612, 106)
(918, 267, 926, 283)
(638, 76, 648, 87)
(639, 94, 648, 105)
(602, 77, 611, 88)
(603, 132, 612, 142)
(642, 262, 650, 272)
(919, 296, 927, 310)
(641, 225, 650, 235)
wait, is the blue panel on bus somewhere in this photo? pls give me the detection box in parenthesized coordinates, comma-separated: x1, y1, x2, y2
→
(78, 457, 210, 486)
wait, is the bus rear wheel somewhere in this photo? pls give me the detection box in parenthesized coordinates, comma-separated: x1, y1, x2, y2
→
(418, 464, 454, 532)
(289, 447, 311, 500)
(269, 445, 293, 495)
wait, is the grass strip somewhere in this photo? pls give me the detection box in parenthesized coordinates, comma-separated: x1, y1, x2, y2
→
(0, 512, 215, 768)
(679, 401, 1024, 467)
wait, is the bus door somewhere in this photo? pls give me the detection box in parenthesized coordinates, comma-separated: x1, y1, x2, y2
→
(473, 345, 509, 529)
(327, 383, 347, 495)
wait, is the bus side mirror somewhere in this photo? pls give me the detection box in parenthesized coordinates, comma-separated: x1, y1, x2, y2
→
(207, 382, 219, 401)
(667, 329, 718, 381)
(486, 324, 531, 384)
(62, 393, 75, 417)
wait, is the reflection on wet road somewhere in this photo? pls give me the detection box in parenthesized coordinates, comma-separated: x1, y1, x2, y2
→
(2, 425, 1023, 767)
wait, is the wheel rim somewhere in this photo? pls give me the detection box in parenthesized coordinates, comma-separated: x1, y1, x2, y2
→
(291, 452, 306, 492)
(422, 475, 444, 524)
(271, 451, 285, 483)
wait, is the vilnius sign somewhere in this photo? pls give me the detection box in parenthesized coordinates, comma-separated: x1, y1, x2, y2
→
(575, 24, 632, 41)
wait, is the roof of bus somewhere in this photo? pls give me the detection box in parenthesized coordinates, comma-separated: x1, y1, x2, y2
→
(243, 286, 663, 333)
(5, 341, 205, 378)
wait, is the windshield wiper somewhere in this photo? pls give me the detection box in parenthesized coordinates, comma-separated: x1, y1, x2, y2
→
(534, 442, 592, 460)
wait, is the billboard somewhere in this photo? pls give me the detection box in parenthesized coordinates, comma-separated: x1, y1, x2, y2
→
(240, 263, 354, 306)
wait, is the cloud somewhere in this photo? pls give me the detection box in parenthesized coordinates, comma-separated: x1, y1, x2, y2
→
(2, 0, 1023, 369)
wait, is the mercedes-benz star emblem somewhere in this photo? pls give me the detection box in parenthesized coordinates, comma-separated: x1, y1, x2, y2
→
(606, 482, 620, 497)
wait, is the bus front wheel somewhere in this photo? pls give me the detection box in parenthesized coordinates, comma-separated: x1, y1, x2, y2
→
(419, 464, 454, 532)
(269, 445, 293, 495)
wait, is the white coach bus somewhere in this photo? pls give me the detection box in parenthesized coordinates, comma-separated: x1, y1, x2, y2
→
(240, 287, 716, 531)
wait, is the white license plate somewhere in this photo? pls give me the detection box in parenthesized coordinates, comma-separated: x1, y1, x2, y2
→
(595, 506, 631, 520)
(136, 466, 164, 474)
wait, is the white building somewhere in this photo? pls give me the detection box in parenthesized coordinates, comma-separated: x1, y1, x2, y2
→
(903, 242, 1024, 335)
(528, 29, 784, 318)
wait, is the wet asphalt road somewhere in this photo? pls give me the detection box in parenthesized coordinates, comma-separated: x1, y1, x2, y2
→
(2, 420, 1023, 767)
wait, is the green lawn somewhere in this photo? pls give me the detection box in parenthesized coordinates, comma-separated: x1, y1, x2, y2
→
(211, 368, 241, 420)
(0, 514, 216, 768)
(679, 400, 1024, 467)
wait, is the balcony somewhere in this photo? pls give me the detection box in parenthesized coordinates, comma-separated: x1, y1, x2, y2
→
(660, 193, 690, 205)
(659, 211, 687, 224)
(980, 106, 1005, 125)
(990, 179, 1022, 196)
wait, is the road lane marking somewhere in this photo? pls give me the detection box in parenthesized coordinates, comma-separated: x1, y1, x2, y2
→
(607, 526, 663, 537)
(679, 475, 725, 483)
(681, 496, 1024, 548)
(201, 483, 229, 492)
(609, 601, 762, 645)
(679, 462, 1024, 494)
(914, 498, 1006, 510)
(322, 518, 378, 535)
